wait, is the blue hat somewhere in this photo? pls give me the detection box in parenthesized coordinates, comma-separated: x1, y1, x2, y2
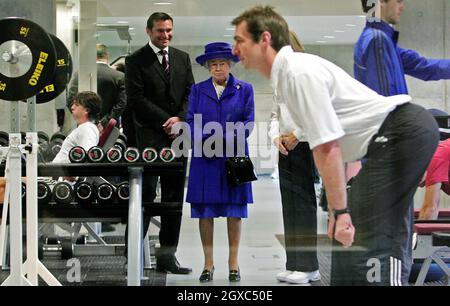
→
(195, 42, 239, 66)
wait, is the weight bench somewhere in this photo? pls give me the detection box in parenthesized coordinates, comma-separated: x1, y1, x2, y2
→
(414, 208, 450, 219)
(412, 221, 450, 286)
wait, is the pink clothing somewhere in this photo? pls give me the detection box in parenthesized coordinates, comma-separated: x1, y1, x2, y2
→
(425, 139, 450, 194)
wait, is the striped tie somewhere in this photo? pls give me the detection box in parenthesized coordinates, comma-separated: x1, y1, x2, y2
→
(158, 50, 169, 75)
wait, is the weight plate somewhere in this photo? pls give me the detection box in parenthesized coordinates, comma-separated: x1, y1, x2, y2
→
(36, 34, 72, 103)
(0, 18, 56, 101)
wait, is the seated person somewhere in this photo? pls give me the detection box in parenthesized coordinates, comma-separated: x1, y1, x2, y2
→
(0, 91, 101, 202)
(52, 91, 101, 164)
(418, 138, 450, 220)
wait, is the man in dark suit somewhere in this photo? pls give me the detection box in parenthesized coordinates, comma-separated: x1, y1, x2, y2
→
(67, 44, 126, 127)
(125, 12, 194, 274)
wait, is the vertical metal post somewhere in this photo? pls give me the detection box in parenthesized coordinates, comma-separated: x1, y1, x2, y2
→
(127, 167, 143, 286)
(25, 96, 38, 285)
(1, 134, 30, 286)
(23, 97, 61, 286)
(10, 101, 20, 133)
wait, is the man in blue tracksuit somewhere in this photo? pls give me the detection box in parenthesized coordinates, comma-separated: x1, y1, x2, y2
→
(353, 0, 450, 285)
(355, 0, 450, 95)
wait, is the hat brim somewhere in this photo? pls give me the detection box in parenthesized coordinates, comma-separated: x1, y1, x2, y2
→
(196, 51, 239, 66)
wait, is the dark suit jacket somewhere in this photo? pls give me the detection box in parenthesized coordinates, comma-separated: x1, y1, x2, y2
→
(125, 44, 194, 149)
(97, 63, 126, 123)
(67, 63, 126, 125)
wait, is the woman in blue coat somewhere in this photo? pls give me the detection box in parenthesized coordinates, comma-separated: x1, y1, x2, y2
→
(186, 42, 255, 282)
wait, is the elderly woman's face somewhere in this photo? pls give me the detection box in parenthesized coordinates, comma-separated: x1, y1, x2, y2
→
(208, 59, 231, 85)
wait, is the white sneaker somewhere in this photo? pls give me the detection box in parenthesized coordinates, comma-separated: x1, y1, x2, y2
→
(271, 167, 279, 180)
(276, 270, 293, 282)
(286, 270, 321, 284)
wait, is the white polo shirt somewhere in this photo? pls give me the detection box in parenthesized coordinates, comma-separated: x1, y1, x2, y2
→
(270, 46, 411, 162)
(52, 121, 99, 164)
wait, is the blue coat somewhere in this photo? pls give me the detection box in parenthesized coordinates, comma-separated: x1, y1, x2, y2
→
(186, 74, 254, 204)
(354, 20, 450, 96)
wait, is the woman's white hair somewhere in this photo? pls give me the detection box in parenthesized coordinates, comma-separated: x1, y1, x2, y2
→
(204, 58, 234, 69)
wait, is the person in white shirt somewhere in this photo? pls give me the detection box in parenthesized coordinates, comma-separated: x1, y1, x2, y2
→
(269, 31, 320, 284)
(53, 91, 101, 164)
(232, 5, 439, 286)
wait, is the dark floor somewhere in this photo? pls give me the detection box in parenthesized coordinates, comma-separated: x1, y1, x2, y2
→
(0, 255, 166, 286)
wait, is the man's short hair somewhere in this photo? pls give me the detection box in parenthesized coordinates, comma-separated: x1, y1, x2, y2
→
(231, 5, 290, 52)
(146, 12, 173, 29)
(73, 91, 102, 122)
(96, 44, 108, 59)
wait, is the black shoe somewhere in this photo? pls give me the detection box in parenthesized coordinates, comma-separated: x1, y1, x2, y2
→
(156, 257, 192, 275)
(229, 268, 241, 282)
(199, 266, 214, 282)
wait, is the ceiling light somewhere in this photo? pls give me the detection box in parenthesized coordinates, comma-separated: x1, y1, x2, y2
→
(129, 27, 135, 31)
(324, 36, 335, 39)
(223, 34, 233, 37)
(316, 40, 326, 43)
(334, 30, 345, 33)
(345, 24, 357, 27)
(154, 2, 173, 4)
(117, 21, 128, 24)
(225, 27, 235, 31)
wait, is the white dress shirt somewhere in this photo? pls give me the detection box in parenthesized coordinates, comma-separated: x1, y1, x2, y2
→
(149, 40, 169, 65)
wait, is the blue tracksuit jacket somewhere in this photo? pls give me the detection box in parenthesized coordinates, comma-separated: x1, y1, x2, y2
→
(354, 20, 450, 96)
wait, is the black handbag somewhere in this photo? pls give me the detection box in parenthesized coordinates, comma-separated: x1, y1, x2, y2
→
(225, 156, 257, 186)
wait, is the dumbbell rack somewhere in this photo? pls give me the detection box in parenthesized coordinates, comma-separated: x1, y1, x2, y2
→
(0, 161, 184, 286)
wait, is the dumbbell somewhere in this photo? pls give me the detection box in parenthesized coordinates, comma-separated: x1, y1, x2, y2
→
(49, 132, 66, 159)
(115, 132, 127, 151)
(53, 181, 74, 204)
(69, 146, 87, 163)
(87, 146, 105, 163)
(74, 181, 95, 204)
(116, 182, 129, 203)
(38, 236, 73, 260)
(123, 147, 140, 163)
(96, 182, 116, 204)
(37, 181, 53, 205)
(142, 147, 158, 163)
(160, 147, 176, 162)
(0, 131, 9, 147)
(105, 146, 123, 163)
(37, 131, 50, 161)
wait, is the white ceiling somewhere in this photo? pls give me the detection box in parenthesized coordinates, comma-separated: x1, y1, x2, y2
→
(94, 0, 367, 46)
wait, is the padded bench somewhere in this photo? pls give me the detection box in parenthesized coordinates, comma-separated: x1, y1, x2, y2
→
(414, 208, 450, 219)
(412, 222, 450, 285)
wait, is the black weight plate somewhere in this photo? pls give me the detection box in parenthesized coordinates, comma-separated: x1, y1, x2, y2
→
(0, 18, 56, 101)
(36, 34, 72, 103)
